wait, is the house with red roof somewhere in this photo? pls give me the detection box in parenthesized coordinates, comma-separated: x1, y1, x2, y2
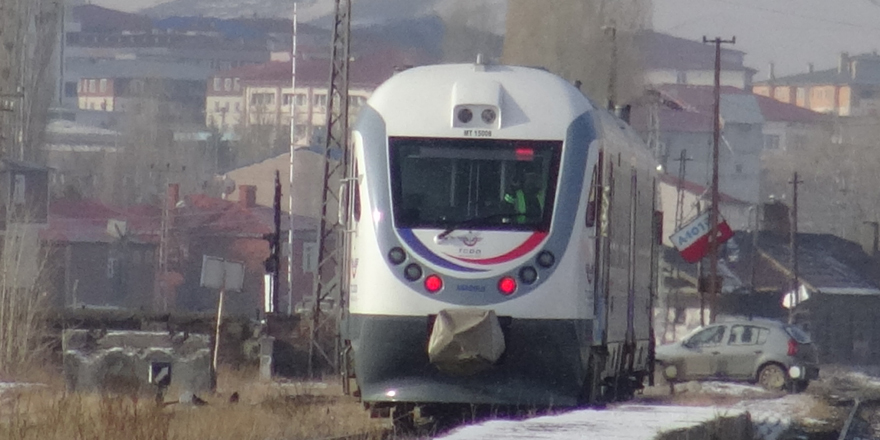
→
(42, 185, 316, 316)
(630, 84, 831, 204)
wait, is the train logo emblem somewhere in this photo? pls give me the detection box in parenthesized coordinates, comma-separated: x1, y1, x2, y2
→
(456, 232, 483, 247)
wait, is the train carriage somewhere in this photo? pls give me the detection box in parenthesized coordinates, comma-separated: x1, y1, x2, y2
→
(341, 60, 659, 415)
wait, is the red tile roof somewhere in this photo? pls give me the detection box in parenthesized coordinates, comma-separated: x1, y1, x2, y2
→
(660, 174, 750, 205)
(630, 84, 829, 133)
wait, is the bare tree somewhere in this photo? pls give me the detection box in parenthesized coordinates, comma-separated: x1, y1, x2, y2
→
(0, 0, 62, 162)
(0, 215, 53, 375)
(502, 0, 648, 105)
(439, 1, 504, 63)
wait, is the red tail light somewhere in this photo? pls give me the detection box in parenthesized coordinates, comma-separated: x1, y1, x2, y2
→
(787, 339, 799, 356)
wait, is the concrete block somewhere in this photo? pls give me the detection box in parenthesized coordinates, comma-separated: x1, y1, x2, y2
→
(63, 330, 213, 395)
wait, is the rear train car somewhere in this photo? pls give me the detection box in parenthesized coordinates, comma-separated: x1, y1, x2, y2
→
(342, 62, 659, 415)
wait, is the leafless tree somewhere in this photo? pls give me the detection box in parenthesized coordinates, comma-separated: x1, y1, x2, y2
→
(0, 215, 53, 375)
(502, 0, 648, 105)
(439, 1, 504, 63)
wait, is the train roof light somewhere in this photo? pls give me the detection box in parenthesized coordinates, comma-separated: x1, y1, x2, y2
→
(498, 276, 517, 295)
(457, 108, 473, 124)
(515, 147, 534, 161)
(424, 274, 443, 293)
(481, 108, 497, 124)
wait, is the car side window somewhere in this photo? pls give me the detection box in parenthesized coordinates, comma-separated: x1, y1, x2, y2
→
(756, 327, 770, 345)
(688, 325, 726, 346)
(728, 325, 759, 345)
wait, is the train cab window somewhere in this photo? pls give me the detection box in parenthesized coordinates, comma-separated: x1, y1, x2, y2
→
(389, 137, 561, 231)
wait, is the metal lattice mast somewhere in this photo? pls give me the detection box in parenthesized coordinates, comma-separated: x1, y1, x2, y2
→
(308, 0, 351, 378)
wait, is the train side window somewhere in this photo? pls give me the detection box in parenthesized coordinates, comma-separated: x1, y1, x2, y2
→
(585, 165, 598, 227)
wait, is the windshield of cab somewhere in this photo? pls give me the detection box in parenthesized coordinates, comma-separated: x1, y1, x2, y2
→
(389, 137, 562, 231)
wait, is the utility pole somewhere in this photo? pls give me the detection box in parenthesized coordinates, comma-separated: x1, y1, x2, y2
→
(703, 35, 735, 324)
(670, 150, 691, 339)
(789, 171, 803, 323)
(309, 0, 352, 379)
(287, 3, 297, 317)
(603, 23, 617, 110)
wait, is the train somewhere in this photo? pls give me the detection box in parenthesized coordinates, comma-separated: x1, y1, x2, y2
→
(341, 60, 660, 419)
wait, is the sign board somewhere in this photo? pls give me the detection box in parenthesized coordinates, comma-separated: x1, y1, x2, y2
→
(199, 256, 245, 291)
(669, 211, 734, 263)
(302, 242, 318, 273)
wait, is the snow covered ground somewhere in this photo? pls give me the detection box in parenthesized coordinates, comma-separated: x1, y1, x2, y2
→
(438, 381, 829, 440)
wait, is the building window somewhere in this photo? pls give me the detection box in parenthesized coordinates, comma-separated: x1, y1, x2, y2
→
(107, 257, 118, 279)
(99, 79, 107, 93)
(224, 78, 232, 91)
(235, 102, 241, 112)
(251, 93, 275, 106)
(214, 101, 220, 112)
(295, 94, 307, 106)
(213, 77, 221, 91)
(233, 78, 240, 92)
(283, 93, 295, 106)
(314, 94, 327, 108)
(71, 82, 80, 96)
(764, 134, 780, 151)
(676, 71, 687, 84)
(88, 79, 96, 93)
(797, 87, 806, 103)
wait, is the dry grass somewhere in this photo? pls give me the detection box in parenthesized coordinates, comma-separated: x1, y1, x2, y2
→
(0, 367, 386, 440)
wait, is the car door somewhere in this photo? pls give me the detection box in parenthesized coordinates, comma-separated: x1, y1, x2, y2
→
(715, 324, 764, 379)
(680, 324, 727, 380)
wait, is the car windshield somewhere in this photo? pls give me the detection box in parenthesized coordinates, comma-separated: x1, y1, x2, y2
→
(784, 325, 812, 344)
(389, 137, 561, 230)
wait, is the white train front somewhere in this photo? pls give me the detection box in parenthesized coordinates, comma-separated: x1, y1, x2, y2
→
(343, 62, 658, 411)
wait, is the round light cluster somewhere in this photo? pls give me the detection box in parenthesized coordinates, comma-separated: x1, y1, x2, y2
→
(536, 250, 556, 268)
(519, 266, 538, 285)
(457, 108, 473, 123)
(424, 274, 443, 293)
(498, 276, 517, 295)
(404, 263, 422, 281)
(388, 247, 406, 265)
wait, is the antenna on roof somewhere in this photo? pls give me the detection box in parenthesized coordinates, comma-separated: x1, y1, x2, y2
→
(475, 53, 487, 72)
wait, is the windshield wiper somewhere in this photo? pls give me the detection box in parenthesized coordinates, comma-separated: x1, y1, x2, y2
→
(435, 213, 515, 241)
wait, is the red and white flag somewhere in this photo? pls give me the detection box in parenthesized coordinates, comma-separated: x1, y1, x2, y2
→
(669, 211, 734, 263)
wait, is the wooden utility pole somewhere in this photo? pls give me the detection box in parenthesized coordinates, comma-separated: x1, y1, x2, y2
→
(789, 172, 803, 323)
(703, 36, 735, 324)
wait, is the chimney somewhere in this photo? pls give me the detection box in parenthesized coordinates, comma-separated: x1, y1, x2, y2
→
(839, 52, 850, 75)
(239, 185, 257, 209)
(768, 62, 776, 81)
(808, 62, 814, 73)
(861, 221, 879, 257)
(761, 201, 790, 237)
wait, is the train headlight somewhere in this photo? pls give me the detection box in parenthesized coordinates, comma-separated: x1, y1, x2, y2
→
(481, 108, 496, 124)
(498, 276, 517, 295)
(457, 108, 473, 123)
(536, 250, 555, 268)
(404, 263, 423, 281)
(424, 274, 443, 293)
(388, 247, 406, 265)
(519, 266, 538, 285)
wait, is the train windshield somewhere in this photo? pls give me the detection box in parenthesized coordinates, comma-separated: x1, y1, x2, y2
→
(390, 137, 562, 231)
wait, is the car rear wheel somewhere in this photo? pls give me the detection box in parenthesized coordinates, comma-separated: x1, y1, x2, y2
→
(758, 363, 788, 391)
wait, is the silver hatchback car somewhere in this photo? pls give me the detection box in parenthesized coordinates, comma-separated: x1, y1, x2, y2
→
(655, 317, 819, 391)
